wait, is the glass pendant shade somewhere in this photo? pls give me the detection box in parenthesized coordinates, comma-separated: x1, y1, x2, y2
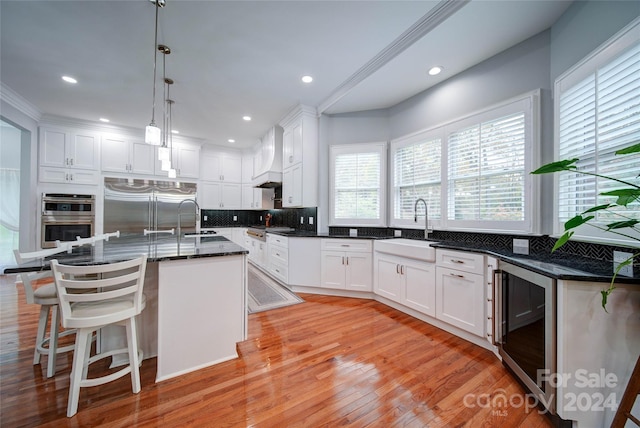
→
(145, 124, 162, 145)
(160, 159, 172, 172)
(168, 168, 177, 178)
(158, 146, 170, 162)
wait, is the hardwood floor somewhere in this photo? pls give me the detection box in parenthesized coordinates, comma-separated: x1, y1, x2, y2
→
(0, 274, 553, 427)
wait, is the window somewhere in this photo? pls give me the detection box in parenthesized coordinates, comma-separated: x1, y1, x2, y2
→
(555, 20, 640, 245)
(390, 131, 442, 228)
(330, 142, 387, 227)
(444, 93, 538, 233)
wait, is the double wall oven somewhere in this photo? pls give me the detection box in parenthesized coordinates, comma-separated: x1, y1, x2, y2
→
(41, 193, 95, 248)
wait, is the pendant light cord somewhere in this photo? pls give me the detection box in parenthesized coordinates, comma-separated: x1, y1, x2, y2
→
(150, 1, 159, 126)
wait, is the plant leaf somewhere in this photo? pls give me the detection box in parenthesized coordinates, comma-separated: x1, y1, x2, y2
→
(531, 159, 579, 174)
(605, 219, 639, 230)
(551, 231, 573, 252)
(582, 204, 614, 214)
(600, 188, 640, 197)
(601, 289, 612, 312)
(615, 143, 640, 155)
(617, 194, 639, 206)
(564, 214, 594, 230)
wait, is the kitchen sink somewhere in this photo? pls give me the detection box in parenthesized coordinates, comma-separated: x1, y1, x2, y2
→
(374, 238, 437, 262)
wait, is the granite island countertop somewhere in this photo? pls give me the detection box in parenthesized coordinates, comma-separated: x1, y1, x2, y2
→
(3, 233, 248, 274)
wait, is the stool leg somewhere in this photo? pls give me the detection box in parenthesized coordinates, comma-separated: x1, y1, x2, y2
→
(67, 328, 89, 418)
(46, 305, 60, 378)
(126, 317, 141, 394)
(33, 305, 49, 365)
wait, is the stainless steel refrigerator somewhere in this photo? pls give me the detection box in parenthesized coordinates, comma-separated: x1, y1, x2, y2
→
(104, 177, 198, 235)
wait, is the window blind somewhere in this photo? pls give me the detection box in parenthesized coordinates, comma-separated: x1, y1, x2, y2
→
(447, 112, 526, 222)
(393, 138, 441, 222)
(558, 41, 640, 224)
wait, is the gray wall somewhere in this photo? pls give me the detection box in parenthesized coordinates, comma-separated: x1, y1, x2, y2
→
(318, 1, 638, 236)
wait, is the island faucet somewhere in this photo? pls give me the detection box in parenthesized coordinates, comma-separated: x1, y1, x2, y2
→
(177, 198, 201, 239)
(414, 198, 432, 239)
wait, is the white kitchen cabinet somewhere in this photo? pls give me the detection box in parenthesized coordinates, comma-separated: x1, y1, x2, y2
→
(267, 234, 288, 283)
(279, 105, 318, 208)
(320, 239, 372, 291)
(245, 235, 266, 268)
(486, 257, 498, 345)
(39, 127, 100, 171)
(282, 164, 302, 207)
(201, 151, 242, 183)
(38, 166, 99, 185)
(435, 250, 486, 337)
(374, 252, 436, 316)
(241, 185, 273, 210)
(288, 238, 321, 288)
(101, 135, 155, 175)
(156, 143, 200, 179)
(199, 182, 242, 209)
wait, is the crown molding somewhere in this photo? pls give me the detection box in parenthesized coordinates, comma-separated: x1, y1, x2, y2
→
(316, 0, 469, 115)
(0, 82, 42, 122)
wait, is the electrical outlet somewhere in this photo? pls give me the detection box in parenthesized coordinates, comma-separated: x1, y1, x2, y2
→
(394, 230, 402, 237)
(260, 215, 262, 221)
(203, 215, 208, 221)
(614, 251, 634, 277)
(309, 217, 314, 225)
(349, 228, 358, 237)
(233, 215, 237, 221)
(300, 216, 304, 224)
(513, 239, 529, 255)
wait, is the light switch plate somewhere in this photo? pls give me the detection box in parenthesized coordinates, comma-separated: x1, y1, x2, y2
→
(394, 230, 402, 237)
(300, 216, 304, 224)
(614, 251, 634, 277)
(513, 239, 529, 255)
(349, 228, 358, 237)
(309, 217, 314, 225)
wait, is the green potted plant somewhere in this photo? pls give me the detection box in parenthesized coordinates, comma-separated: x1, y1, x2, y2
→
(531, 143, 640, 310)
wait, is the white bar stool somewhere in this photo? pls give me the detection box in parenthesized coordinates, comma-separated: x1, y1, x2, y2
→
(51, 255, 147, 417)
(14, 245, 75, 378)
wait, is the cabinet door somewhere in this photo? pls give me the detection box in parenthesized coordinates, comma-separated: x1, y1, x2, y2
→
(40, 128, 67, 168)
(221, 183, 242, 209)
(69, 132, 99, 170)
(436, 267, 484, 336)
(242, 184, 254, 209)
(199, 182, 222, 209)
(222, 154, 242, 183)
(345, 252, 372, 291)
(282, 164, 302, 207)
(282, 128, 293, 169)
(131, 141, 156, 175)
(101, 136, 130, 173)
(320, 251, 346, 289)
(375, 256, 402, 303)
(67, 169, 98, 185)
(283, 120, 303, 167)
(404, 262, 436, 317)
(175, 145, 200, 178)
(200, 152, 222, 181)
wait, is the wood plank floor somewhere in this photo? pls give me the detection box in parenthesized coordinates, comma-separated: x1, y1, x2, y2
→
(0, 274, 553, 427)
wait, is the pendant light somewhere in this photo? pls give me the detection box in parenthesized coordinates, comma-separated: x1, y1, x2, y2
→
(160, 78, 174, 172)
(158, 44, 172, 166)
(145, 0, 165, 145)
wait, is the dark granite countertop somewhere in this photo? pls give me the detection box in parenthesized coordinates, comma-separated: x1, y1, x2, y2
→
(3, 234, 248, 274)
(266, 230, 389, 239)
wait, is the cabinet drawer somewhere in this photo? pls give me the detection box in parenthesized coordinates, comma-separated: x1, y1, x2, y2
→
(436, 250, 484, 274)
(321, 239, 371, 253)
(266, 234, 289, 248)
(269, 259, 288, 283)
(269, 245, 288, 264)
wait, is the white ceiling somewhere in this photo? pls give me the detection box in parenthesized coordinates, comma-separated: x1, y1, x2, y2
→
(0, 0, 572, 149)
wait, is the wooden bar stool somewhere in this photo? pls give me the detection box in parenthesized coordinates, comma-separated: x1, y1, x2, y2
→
(51, 255, 147, 417)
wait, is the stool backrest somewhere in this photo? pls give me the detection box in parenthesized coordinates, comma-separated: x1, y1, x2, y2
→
(51, 255, 147, 329)
(14, 247, 72, 304)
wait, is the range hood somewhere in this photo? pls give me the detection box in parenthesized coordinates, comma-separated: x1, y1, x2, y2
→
(252, 126, 283, 188)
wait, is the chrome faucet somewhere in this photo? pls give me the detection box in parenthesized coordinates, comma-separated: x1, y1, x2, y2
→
(177, 199, 200, 244)
(414, 198, 432, 239)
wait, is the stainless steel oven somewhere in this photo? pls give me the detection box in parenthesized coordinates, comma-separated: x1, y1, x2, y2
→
(41, 193, 95, 248)
(495, 261, 558, 416)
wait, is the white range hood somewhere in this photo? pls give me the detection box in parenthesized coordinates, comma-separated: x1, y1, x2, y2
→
(252, 126, 283, 188)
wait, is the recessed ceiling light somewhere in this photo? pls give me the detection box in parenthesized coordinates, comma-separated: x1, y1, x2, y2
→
(228, 139, 236, 143)
(171, 129, 179, 134)
(242, 116, 251, 121)
(301, 75, 313, 83)
(62, 75, 78, 84)
(99, 118, 110, 123)
(428, 66, 443, 76)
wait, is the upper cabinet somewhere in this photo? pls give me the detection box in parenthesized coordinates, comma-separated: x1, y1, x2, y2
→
(39, 127, 99, 171)
(201, 150, 242, 183)
(101, 134, 155, 175)
(155, 143, 200, 179)
(279, 105, 318, 208)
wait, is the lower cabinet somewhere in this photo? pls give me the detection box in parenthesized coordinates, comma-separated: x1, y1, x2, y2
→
(435, 250, 486, 337)
(374, 253, 436, 317)
(267, 234, 288, 283)
(320, 239, 372, 291)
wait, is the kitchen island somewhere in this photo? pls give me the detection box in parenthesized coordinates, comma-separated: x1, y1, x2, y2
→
(5, 233, 249, 382)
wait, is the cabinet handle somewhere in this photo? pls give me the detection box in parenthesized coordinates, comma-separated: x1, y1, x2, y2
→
(487, 333, 493, 338)
(289, 155, 293, 163)
(450, 259, 464, 264)
(400, 265, 404, 275)
(346, 257, 349, 266)
(450, 273, 464, 278)
(65, 173, 69, 181)
(70, 158, 74, 166)
(396, 264, 400, 274)
(288, 196, 293, 203)
(342, 256, 345, 265)
(487, 298, 493, 302)
(69, 173, 73, 181)
(341, 244, 350, 247)
(487, 316, 492, 320)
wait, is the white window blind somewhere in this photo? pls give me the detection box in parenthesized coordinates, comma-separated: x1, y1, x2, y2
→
(330, 143, 387, 226)
(392, 136, 441, 226)
(556, 26, 640, 243)
(447, 112, 527, 223)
